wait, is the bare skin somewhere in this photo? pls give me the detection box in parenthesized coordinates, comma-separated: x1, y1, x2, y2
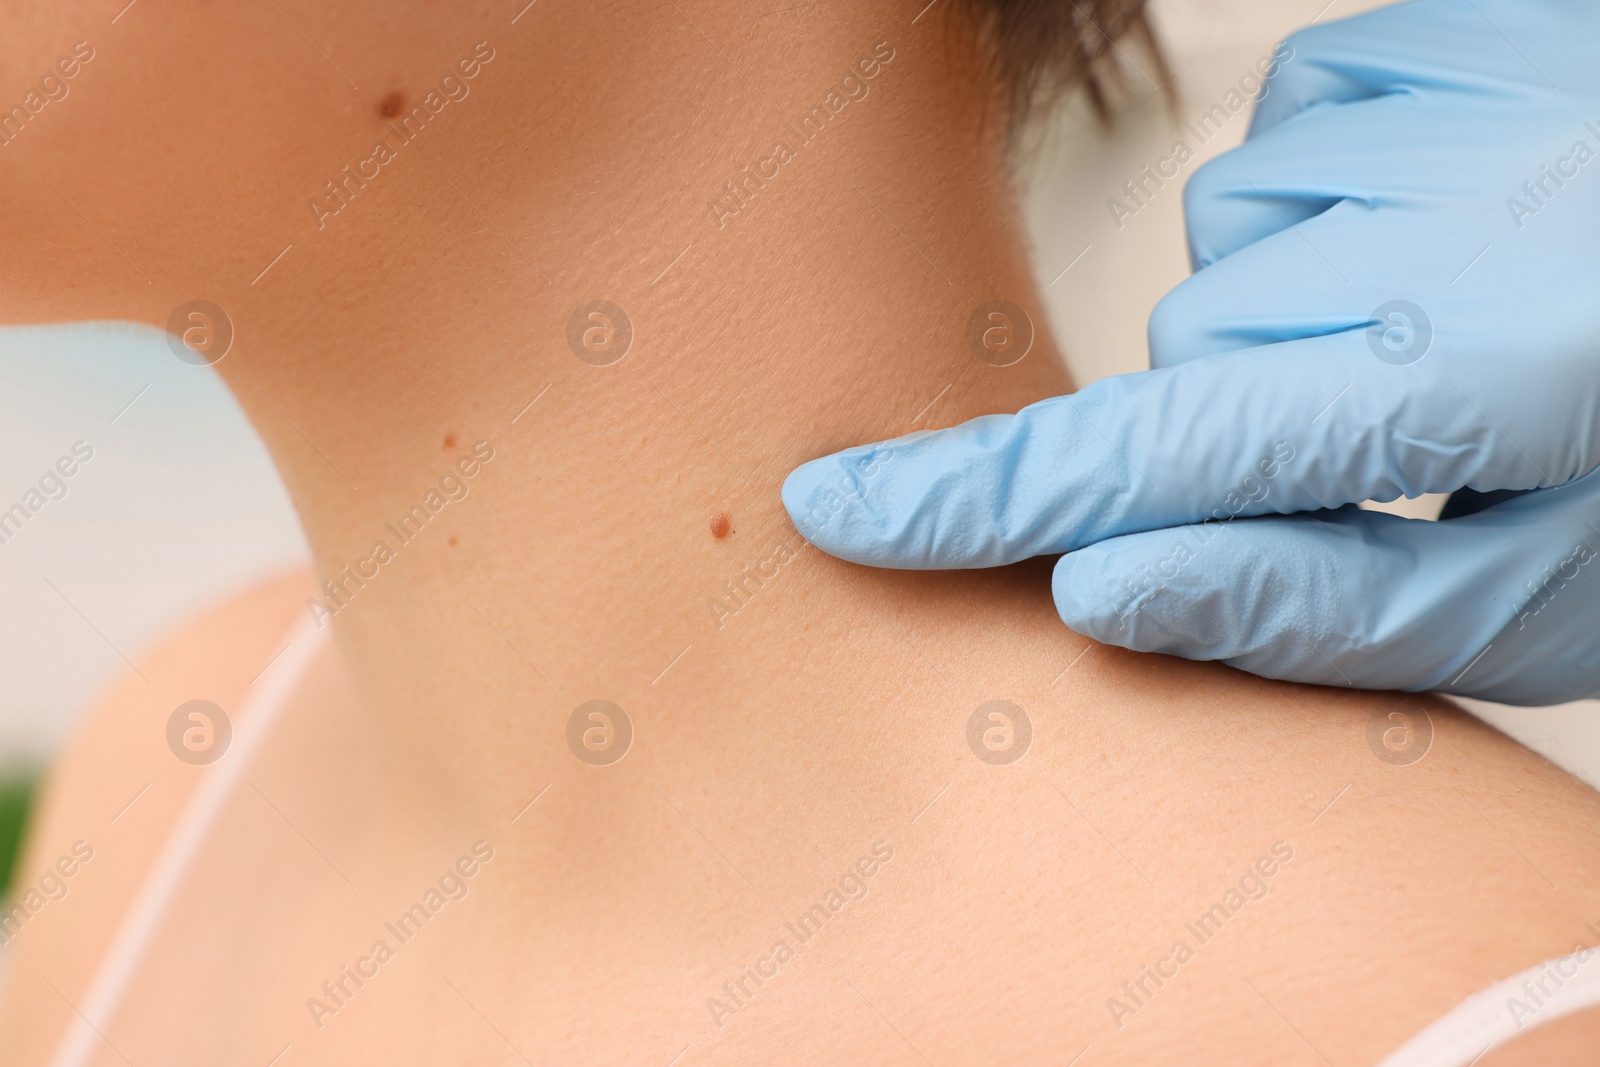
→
(2, 1, 1598, 1064)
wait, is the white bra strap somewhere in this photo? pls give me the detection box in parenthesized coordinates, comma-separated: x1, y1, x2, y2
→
(49, 611, 330, 1067)
(1377, 946, 1600, 1067)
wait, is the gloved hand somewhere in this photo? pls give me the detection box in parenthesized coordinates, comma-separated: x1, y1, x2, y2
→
(781, 0, 1600, 706)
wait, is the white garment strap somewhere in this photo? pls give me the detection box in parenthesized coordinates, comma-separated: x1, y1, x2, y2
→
(1377, 947, 1600, 1067)
(49, 611, 330, 1067)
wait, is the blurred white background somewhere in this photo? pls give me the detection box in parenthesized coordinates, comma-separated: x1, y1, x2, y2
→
(0, 323, 307, 765)
(1, 0, 1596, 790)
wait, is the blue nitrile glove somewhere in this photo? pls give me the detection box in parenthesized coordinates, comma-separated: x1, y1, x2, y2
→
(782, 0, 1600, 706)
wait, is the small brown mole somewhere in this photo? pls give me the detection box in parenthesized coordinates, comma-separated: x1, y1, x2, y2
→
(442, 433, 457, 450)
(710, 512, 732, 540)
(378, 91, 404, 119)
(448, 535, 459, 547)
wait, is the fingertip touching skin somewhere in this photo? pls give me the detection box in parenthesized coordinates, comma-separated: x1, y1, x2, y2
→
(783, 326, 1566, 568)
(781, 396, 1169, 571)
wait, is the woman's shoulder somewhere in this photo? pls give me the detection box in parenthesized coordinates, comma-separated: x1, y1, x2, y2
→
(40, 569, 318, 826)
(0, 571, 320, 1049)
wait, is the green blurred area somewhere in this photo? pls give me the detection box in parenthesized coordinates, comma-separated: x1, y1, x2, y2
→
(0, 775, 36, 893)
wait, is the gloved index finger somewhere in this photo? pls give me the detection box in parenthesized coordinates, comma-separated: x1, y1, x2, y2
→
(782, 393, 1149, 569)
(780, 333, 1554, 570)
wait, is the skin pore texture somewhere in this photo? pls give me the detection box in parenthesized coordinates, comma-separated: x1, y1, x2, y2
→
(2, 1, 1600, 1064)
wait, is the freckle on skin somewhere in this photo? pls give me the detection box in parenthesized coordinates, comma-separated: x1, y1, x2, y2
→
(449, 535, 459, 547)
(710, 513, 732, 539)
(443, 433, 457, 450)
(378, 91, 404, 119)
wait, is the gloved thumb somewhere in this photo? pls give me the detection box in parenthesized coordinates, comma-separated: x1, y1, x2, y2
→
(1053, 475, 1600, 705)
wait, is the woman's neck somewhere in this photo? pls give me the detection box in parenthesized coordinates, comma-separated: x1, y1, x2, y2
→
(202, 2, 1073, 835)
